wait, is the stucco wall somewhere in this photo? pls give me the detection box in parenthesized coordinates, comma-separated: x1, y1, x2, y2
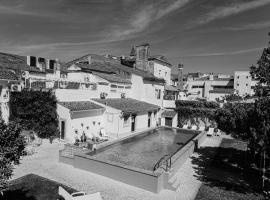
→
(57, 104, 105, 142)
(152, 61, 171, 85)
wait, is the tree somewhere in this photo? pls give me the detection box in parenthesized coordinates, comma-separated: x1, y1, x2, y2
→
(250, 34, 270, 97)
(0, 120, 25, 194)
(9, 90, 59, 139)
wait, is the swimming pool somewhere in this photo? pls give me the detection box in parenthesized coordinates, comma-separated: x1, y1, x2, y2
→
(59, 127, 206, 193)
(88, 127, 198, 171)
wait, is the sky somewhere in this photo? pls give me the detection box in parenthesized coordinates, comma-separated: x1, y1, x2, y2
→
(0, 0, 270, 74)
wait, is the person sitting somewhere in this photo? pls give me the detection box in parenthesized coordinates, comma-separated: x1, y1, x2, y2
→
(80, 132, 87, 143)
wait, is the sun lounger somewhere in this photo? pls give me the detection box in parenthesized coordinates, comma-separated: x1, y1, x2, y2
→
(59, 186, 102, 200)
(206, 127, 214, 136)
(191, 125, 197, 130)
(198, 126, 205, 131)
(182, 124, 188, 129)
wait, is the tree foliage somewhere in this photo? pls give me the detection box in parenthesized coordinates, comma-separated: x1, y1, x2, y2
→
(9, 90, 59, 139)
(0, 121, 25, 192)
(250, 45, 270, 97)
(214, 103, 253, 140)
(175, 100, 218, 127)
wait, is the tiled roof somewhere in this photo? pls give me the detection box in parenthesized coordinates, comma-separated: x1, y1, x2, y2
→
(92, 98, 160, 115)
(0, 52, 41, 73)
(58, 101, 104, 111)
(65, 54, 166, 84)
(0, 70, 18, 80)
(165, 85, 179, 92)
(209, 89, 234, 94)
(161, 110, 177, 118)
(93, 72, 131, 84)
(196, 75, 233, 81)
(148, 55, 172, 66)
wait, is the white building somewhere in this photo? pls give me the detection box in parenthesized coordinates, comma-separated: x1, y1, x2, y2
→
(0, 70, 20, 123)
(57, 98, 160, 143)
(184, 71, 257, 101)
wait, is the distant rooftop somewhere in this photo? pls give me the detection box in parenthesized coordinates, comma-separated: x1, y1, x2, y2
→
(93, 72, 131, 84)
(0, 52, 41, 73)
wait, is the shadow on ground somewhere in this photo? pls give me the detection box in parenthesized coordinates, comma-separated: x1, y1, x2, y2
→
(192, 138, 262, 195)
(2, 174, 77, 200)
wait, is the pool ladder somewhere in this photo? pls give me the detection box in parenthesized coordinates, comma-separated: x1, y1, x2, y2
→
(153, 154, 172, 172)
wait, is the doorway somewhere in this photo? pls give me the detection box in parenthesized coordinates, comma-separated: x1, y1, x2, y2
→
(148, 112, 151, 127)
(131, 115, 136, 132)
(165, 117, 173, 127)
(60, 120, 65, 140)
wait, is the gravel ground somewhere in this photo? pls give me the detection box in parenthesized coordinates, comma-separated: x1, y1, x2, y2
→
(12, 137, 222, 200)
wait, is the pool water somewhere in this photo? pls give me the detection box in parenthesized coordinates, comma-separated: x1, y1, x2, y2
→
(88, 127, 198, 171)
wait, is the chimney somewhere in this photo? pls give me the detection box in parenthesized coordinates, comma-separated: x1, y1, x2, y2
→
(209, 74, 214, 81)
(88, 56, 92, 64)
(178, 63, 184, 91)
(26, 56, 31, 66)
(55, 58, 60, 71)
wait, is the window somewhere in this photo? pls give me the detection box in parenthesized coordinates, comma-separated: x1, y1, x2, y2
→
(111, 84, 117, 88)
(155, 89, 161, 99)
(123, 116, 129, 127)
(246, 76, 249, 79)
(107, 114, 113, 122)
(237, 84, 239, 86)
(165, 72, 167, 77)
(159, 70, 161, 77)
(125, 86, 131, 89)
(192, 85, 204, 88)
(237, 76, 239, 79)
(154, 111, 157, 120)
(246, 84, 248, 86)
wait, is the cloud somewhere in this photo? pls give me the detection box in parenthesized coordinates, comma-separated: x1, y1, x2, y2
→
(182, 47, 265, 57)
(194, 0, 270, 26)
(111, 0, 191, 38)
(224, 20, 270, 31)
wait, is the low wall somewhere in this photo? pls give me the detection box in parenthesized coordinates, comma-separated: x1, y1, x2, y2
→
(169, 130, 206, 176)
(73, 154, 163, 193)
(58, 128, 206, 193)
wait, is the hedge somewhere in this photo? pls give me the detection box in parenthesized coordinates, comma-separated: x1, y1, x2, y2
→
(175, 100, 219, 109)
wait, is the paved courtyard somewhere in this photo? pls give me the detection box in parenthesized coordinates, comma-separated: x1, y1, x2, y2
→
(12, 136, 223, 200)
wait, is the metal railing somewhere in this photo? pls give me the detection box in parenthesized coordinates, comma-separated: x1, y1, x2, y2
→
(153, 154, 172, 172)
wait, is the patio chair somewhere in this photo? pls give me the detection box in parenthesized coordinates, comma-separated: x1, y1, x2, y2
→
(191, 125, 197, 130)
(182, 124, 188, 129)
(206, 127, 215, 136)
(58, 186, 102, 200)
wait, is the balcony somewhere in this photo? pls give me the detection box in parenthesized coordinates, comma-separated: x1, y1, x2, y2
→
(163, 95, 176, 108)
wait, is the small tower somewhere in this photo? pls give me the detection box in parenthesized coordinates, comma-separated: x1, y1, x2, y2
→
(177, 63, 184, 91)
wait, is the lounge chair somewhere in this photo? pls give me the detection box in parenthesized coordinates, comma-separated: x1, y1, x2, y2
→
(182, 124, 188, 129)
(207, 127, 215, 136)
(191, 125, 197, 130)
(58, 186, 102, 200)
(198, 126, 205, 131)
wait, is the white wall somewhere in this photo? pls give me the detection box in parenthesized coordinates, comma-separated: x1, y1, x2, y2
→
(152, 61, 171, 85)
(57, 104, 105, 143)
(234, 71, 252, 96)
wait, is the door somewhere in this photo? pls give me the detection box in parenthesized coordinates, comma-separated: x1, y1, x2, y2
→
(60, 121, 65, 140)
(148, 112, 151, 127)
(165, 117, 173, 127)
(131, 115, 136, 132)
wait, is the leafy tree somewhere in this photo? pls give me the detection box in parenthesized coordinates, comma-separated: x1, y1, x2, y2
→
(250, 35, 270, 97)
(9, 90, 59, 139)
(0, 121, 25, 194)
